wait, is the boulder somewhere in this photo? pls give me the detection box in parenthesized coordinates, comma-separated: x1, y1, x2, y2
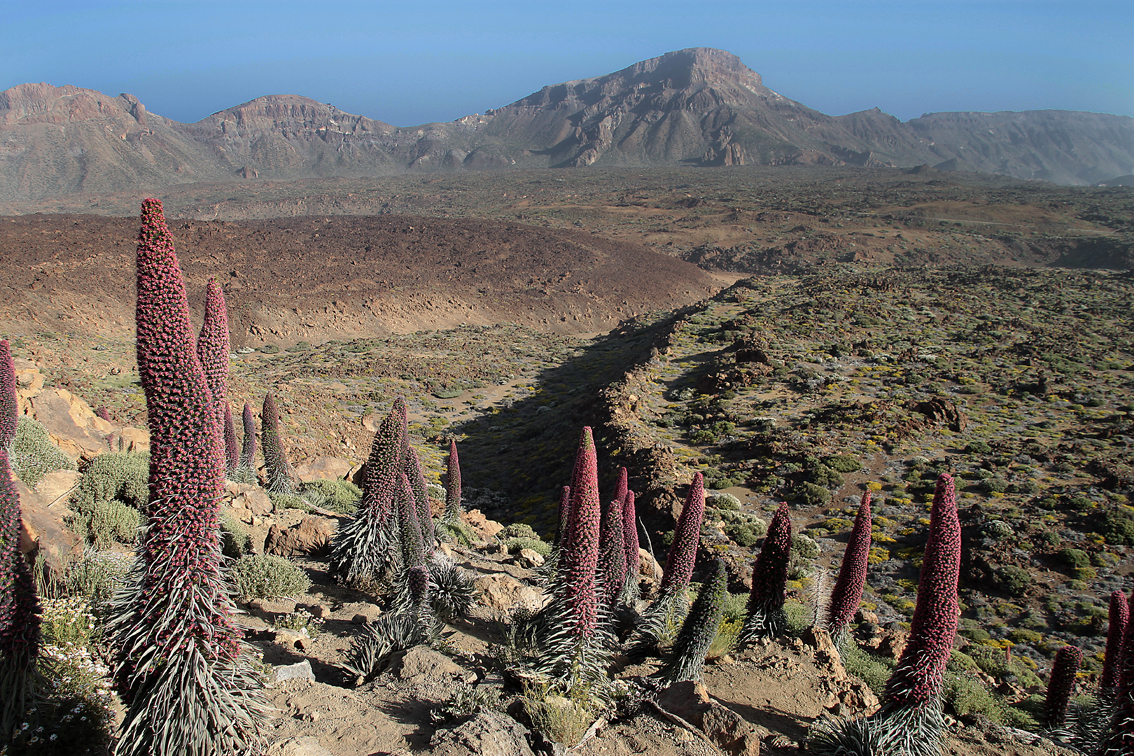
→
(657, 681, 761, 756)
(104, 427, 150, 454)
(34, 469, 82, 506)
(293, 456, 355, 482)
(14, 479, 83, 578)
(271, 660, 315, 684)
(224, 482, 274, 523)
(25, 388, 114, 458)
(464, 509, 504, 540)
(264, 517, 335, 557)
(429, 711, 537, 756)
(389, 646, 465, 681)
(473, 573, 543, 614)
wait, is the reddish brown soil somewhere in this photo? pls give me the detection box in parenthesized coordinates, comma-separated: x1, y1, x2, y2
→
(0, 213, 723, 346)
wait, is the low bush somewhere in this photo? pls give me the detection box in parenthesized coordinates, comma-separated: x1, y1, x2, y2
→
(229, 554, 312, 599)
(10, 416, 76, 487)
(300, 478, 362, 514)
(996, 566, 1030, 597)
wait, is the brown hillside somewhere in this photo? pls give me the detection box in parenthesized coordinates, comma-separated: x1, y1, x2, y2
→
(0, 212, 722, 345)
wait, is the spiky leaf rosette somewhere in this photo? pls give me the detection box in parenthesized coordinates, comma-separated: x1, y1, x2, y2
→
(0, 448, 39, 739)
(111, 198, 264, 755)
(239, 402, 256, 472)
(659, 559, 728, 684)
(0, 340, 16, 449)
(739, 502, 792, 645)
(403, 444, 435, 556)
(827, 491, 872, 643)
(879, 473, 960, 717)
(223, 403, 239, 475)
(328, 399, 408, 585)
(620, 490, 641, 604)
(1045, 645, 1082, 729)
(261, 393, 296, 494)
(427, 555, 477, 622)
(660, 473, 705, 596)
(443, 439, 462, 523)
(1102, 590, 1129, 694)
(196, 278, 229, 405)
(598, 498, 626, 610)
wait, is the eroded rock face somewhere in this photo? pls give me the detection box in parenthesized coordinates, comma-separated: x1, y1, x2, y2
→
(265, 516, 336, 557)
(429, 711, 538, 756)
(656, 680, 761, 756)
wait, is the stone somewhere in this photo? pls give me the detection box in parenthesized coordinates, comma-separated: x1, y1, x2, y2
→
(294, 456, 355, 482)
(249, 598, 298, 616)
(14, 479, 83, 576)
(224, 482, 274, 521)
(271, 660, 315, 684)
(657, 681, 760, 756)
(464, 509, 504, 539)
(639, 547, 663, 580)
(33, 469, 82, 505)
(389, 646, 464, 681)
(25, 388, 114, 458)
(273, 629, 309, 652)
(267, 736, 334, 756)
(265, 516, 336, 557)
(339, 602, 382, 624)
(473, 573, 543, 614)
(516, 548, 545, 568)
(429, 711, 537, 756)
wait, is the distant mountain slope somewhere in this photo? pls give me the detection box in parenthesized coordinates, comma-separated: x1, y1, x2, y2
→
(3, 48, 1133, 202)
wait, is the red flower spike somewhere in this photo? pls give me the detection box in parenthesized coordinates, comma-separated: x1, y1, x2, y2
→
(622, 490, 640, 589)
(1045, 645, 1082, 729)
(0, 340, 17, 448)
(444, 439, 462, 521)
(240, 402, 256, 471)
(881, 473, 961, 710)
(661, 473, 705, 595)
(827, 491, 872, 638)
(598, 498, 627, 608)
(559, 427, 602, 639)
(1102, 590, 1130, 693)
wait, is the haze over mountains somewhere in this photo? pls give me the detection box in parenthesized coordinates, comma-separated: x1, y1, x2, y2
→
(3, 47, 1133, 203)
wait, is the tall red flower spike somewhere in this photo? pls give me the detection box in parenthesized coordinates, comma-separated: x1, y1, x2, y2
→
(239, 402, 256, 471)
(660, 472, 705, 595)
(740, 502, 792, 643)
(621, 489, 640, 598)
(111, 198, 263, 755)
(555, 484, 571, 547)
(559, 427, 602, 640)
(827, 491, 872, 640)
(598, 498, 627, 608)
(0, 340, 17, 449)
(1102, 590, 1129, 693)
(402, 444, 435, 556)
(196, 278, 229, 405)
(881, 473, 961, 711)
(612, 467, 629, 510)
(1044, 645, 1082, 729)
(443, 438, 462, 522)
(0, 448, 39, 738)
(261, 393, 296, 493)
(223, 402, 239, 475)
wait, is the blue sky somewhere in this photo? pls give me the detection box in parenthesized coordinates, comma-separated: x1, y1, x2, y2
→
(3, 1, 1131, 127)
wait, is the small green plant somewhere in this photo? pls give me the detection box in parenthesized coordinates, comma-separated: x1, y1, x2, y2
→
(505, 537, 552, 558)
(67, 452, 148, 546)
(220, 511, 252, 558)
(996, 566, 1031, 597)
(10, 417, 76, 488)
(273, 608, 325, 639)
(299, 478, 361, 514)
(229, 554, 312, 599)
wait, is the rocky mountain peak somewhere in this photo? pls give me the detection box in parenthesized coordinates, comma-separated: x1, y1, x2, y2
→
(0, 82, 147, 127)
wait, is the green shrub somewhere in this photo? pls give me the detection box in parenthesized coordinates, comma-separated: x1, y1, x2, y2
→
(983, 520, 1014, 539)
(792, 533, 820, 560)
(981, 478, 1009, 494)
(300, 478, 362, 514)
(220, 511, 252, 558)
(270, 491, 314, 513)
(943, 673, 1005, 722)
(70, 452, 148, 513)
(10, 416, 76, 487)
(505, 537, 552, 558)
(1059, 548, 1091, 570)
(842, 643, 895, 696)
(797, 482, 831, 505)
(64, 550, 133, 615)
(500, 523, 540, 540)
(86, 498, 142, 548)
(724, 521, 764, 547)
(707, 492, 742, 511)
(964, 441, 992, 455)
(826, 454, 862, 473)
(1102, 508, 1134, 545)
(259, 344, 280, 354)
(229, 554, 311, 599)
(996, 566, 1031, 597)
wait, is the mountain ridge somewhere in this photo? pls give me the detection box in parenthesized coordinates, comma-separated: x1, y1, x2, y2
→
(3, 47, 1133, 202)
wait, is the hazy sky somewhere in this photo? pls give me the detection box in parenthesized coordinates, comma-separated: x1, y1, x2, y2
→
(3, 1, 1131, 127)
